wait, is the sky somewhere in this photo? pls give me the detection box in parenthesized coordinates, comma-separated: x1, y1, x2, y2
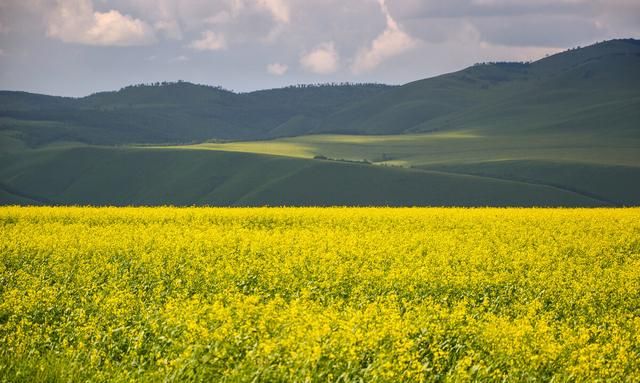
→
(0, 0, 639, 96)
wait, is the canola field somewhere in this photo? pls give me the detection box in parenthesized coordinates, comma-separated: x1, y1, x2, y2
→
(1, 207, 640, 382)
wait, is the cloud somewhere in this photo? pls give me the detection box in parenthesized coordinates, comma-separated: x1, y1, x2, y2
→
(47, 0, 155, 46)
(170, 55, 189, 62)
(2, 0, 640, 96)
(188, 30, 227, 51)
(154, 19, 182, 40)
(0, 20, 9, 34)
(205, 10, 234, 25)
(267, 62, 288, 75)
(389, 0, 640, 49)
(388, 0, 589, 19)
(352, 0, 416, 74)
(474, 15, 602, 47)
(300, 41, 339, 74)
(255, 0, 290, 24)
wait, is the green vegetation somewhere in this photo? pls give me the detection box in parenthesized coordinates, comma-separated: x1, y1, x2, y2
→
(0, 145, 604, 206)
(0, 39, 638, 206)
(0, 83, 393, 145)
(421, 160, 640, 206)
(138, 129, 639, 205)
(2, 39, 638, 146)
(319, 40, 640, 137)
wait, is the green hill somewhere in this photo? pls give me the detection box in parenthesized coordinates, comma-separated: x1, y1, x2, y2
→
(132, 129, 639, 206)
(318, 39, 640, 137)
(0, 39, 638, 206)
(0, 82, 393, 146)
(1, 39, 639, 146)
(0, 145, 605, 206)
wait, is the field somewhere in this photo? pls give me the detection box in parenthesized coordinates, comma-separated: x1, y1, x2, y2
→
(1, 207, 639, 382)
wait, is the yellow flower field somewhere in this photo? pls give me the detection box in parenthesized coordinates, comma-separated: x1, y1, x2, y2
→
(1, 207, 639, 382)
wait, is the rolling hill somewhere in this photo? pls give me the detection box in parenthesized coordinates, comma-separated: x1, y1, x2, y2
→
(0, 145, 604, 206)
(0, 39, 638, 206)
(0, 83, 393, 146)
(1, 39, 638, 146)
(318, 39, 640, 136)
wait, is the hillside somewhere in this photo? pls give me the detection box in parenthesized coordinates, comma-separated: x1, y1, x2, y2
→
(0, 83, 393, 146)
(0, 39, 638, 206)
(318, 39, 640, 136)
(1, 39, 639, 146)
(0, 145, 604, 206)
(133, 128, 639, 206)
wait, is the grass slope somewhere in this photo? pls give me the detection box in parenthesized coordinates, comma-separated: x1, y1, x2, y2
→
(0, 39, 638, 206)
(0, 83, 393, 146)
(318, 39, 640, 137)
(0, 145, 604, 206)
(148, 130, 640, 205)
(1, 40, 638, 146)
(420, 160, 640, 206)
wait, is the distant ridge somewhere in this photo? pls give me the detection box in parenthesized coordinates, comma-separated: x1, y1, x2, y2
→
(1, 39, 638, 146)
(0, 82, 394, 145)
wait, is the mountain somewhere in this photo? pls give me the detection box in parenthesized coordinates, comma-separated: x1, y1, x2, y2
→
(1, 39, 639, 147)
(317, 39, 640, 136)
(0, 39, 639, 206)
(0, 82, 393, 146)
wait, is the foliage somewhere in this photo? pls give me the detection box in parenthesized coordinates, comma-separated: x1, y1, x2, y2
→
(1, 39, 638, 208)
(1, 207, 639, 382)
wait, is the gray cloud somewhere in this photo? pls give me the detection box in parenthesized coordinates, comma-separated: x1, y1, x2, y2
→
(0, 0, 638, 96)
(389, 0, 591, 19)
(391, 0, 640, 48)
(473, 15, 603, 47)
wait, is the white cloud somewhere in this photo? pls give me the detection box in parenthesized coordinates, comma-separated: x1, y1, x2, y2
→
(267, 62, 288, 75)
(255, 0, 290, 23)
(188, 30, 227, 51)
(352, 0, 416, 74)
(47, 0, 155, 46)
(300, 42, 339, 74)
